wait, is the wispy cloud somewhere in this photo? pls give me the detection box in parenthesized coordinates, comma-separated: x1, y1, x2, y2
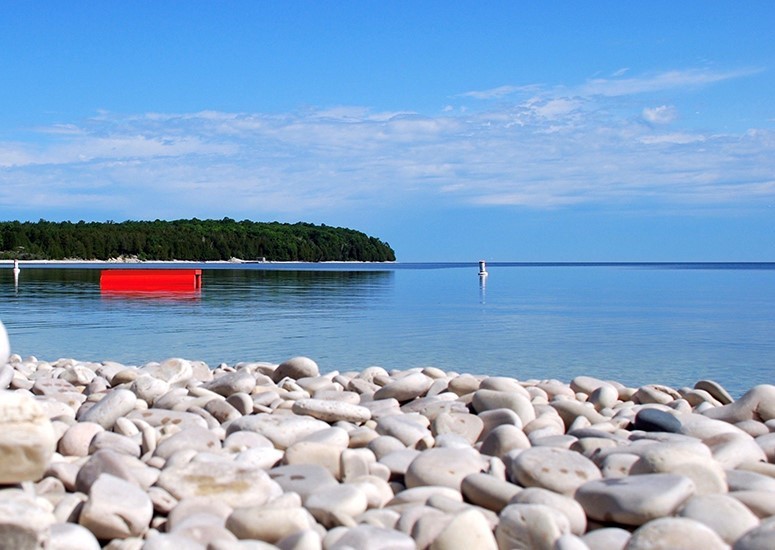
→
(1, 67, 772, 220)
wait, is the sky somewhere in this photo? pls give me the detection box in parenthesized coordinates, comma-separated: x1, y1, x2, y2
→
(0, 1, 773, 261)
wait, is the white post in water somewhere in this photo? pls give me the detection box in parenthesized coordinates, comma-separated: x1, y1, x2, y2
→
(478, 260, 488, 277)
(13, 259, 20, 287)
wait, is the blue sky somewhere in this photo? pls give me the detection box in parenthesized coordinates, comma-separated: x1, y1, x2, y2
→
(1, 2, 773, 261)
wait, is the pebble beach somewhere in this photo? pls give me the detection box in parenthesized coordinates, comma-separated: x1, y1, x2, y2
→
(2, 338, 775, 549)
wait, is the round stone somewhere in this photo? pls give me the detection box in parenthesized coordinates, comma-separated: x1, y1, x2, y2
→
(678, 494, 760, 544)
(625, 517, 727, 550)
(632, 408, 682, 433)
(733, 516, 775, 550)
(405, 447, 488, 490)
(272, 357, 319, 382)
(511, 487, 587, 536)
(373, 372, 433, 402)
(496, 503, 571, 550)
(576, 473, 696, 526)
(79, 389, 137, 429)
(508, 446, 601, 496)
(78, 473, 153, 540)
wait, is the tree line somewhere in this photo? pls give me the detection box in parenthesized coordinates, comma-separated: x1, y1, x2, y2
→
(0, 218, 396, 262)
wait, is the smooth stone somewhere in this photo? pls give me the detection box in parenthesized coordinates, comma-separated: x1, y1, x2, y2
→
(480, 377, 530, 397)
(284, 441, 343, 479)
(707, 432, 767, 468)
(58, 421, 105, 457)
(733, 516, 775, 550)
(305, 483, 368, 527)
(550, 400, 608, 430)
(204, 370, 257, 396)
(629, 440, 727, 494)
(428, 509, 498, 550)
(75, 449, 145, 493)
(695, 380, 734, 405)
(511, 487, 587, 536)
(703, 384, 775, 423)
(226, 392, 254, 415)
(158, 460, 282, 507)
(447, 374, 481, 396)
(599, 452, 640, 479)
(405, 507, 450, 548)
(326, 525, 415, 550)
(276, 529, 322, 550)
(631, 408, 682, 433)
(0, 490, 57, 549)
(204, 398, 242, 423)
(292, 398, 371, 423)
(154, 426, 221, 459)
(268, 464, 338, 502)
(128, 408, 208, 431)
(479, 424, 531, 458)
(461, 472, 522, 512)
(223, 430, 273, 452)
(729, 491, 775, 518)
(496, 503, 571, 550)
(88, 430, 141, 457)
(725, 469, 775, 492)
(226, 504, 315, 543)
(576, 473, 696, 526)
(678, 493, 760, 544)
(581, 527, 631, 550)
(49, 522, 101, 550)
(225, 414, 329, 450)
(272, 357, 319, 382)
(471, 389, 536, 426)
(405, 447, 488, 490)
(632, 385, 680, 405)
(0, 390, 57, 482)
(138, 358, 193, 386)
(79, 473, 153, 539)
(130, 374, 170, 405)
(143, 533, 207, 550)
(373, 372, 433, 402)
(79, 388, 137, 429)
(347, 474, 393, 508)
(570, 376, 610, 395)
(509, 446, 601, 496)
(589, 384, 619, 410)
(375, 414, 432, 448)
(432, 411, 484, 445)
(625, 517, 728, 550)
(754, 432, 775, 462)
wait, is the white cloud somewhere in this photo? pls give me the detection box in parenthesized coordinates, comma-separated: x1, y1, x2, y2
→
(1, 67, 773, 219)
(642, 105, 677, 125)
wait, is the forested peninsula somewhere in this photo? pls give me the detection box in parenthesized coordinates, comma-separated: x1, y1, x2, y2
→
(0, 219, 396, 262)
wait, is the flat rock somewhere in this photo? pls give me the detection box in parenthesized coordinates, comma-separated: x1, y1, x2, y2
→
(625, 517, 728, 550)
(58, 421, 105, 457)
(496, 503, 571, 550)
(158, 459, 282, 507)
(305, 483, 368, 527)
(511, 487, 587, 536)
(79, 473, 153, 539)
(509, 446, 601, 496)
(629, 440, 727, 494)
(405, 447, 488, 490)
(376, 414, 432, 448)
(373, 372, 433, 402)
(291, 398, 371, 423)
(461, 472, 522, 512)
(576, 473, 696, 526)
(79, 389, 137, 429)
(678, 493, 760, 544)
(432, 411, 484, 444)
(226, 414, 329, 449)
(128, 408, 208, 431)
(695, 379, 734, 405)
(327, 524, 415, 550)
(430, 509, 497, 550)
(154, 426, 221, 459)
(580, 527, 631, 550)
(138, 358, 193, 386)
(733, 516, 775, 550)
(0, 390, 57, 482)
(268, 464, 338, 502)
(632, 408, 682, 433)
(472, 389, 536, 426)
(226, 504, 315, 543)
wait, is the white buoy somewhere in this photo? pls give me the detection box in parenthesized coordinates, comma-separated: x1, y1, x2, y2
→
(478, 260, 488, 277)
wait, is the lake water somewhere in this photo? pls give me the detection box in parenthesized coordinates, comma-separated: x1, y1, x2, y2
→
(1, 262, 774, 398)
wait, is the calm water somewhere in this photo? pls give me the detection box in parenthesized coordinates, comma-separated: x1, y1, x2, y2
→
(1, 262, 774, 398)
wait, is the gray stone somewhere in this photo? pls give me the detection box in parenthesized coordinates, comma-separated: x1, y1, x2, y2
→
(632, 408, 682, 433)
(461, 472, 522, 512)
(733, 516, 775, 550)
(695, 380, 734, 405)
(576, 473, 695, 526)
(88, 430, 141, 457)
(479, 424, 531, 458)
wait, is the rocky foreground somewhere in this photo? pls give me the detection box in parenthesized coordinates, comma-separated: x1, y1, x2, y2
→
(1, 355, 775, 550)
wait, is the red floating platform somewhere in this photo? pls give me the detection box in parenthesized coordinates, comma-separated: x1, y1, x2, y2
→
(100, 269, 202, 291)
